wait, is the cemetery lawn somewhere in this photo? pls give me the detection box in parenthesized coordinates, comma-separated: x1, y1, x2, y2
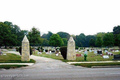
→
(35, 51, 120, 62)
(0, 53, 35, 63)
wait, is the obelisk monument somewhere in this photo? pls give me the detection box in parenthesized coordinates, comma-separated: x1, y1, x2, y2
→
(67, 37, 76, 60)
(21, 35, 30, 61)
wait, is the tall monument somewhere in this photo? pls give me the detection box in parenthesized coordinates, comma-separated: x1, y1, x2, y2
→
(67, 37, 76, 60)
(21, 35, 30, 61)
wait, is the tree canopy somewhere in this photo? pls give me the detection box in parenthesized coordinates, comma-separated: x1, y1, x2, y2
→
(49, 34, 64, 47)
(1, 21, 120, 48)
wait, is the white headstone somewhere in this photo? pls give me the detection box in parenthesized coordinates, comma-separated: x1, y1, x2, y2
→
(103, 55, 109, 59)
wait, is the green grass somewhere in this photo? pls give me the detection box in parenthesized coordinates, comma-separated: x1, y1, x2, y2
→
(35, 51, 120, 62)
(73, 62, 120, 68)
(0, 53, 35, 69)
(0, 53, 36, 63)
(0, 65, 27, 69)
(35, 52, 64, 60)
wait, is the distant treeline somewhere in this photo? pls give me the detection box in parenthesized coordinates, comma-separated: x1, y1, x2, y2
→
(0, 21, 120, 48)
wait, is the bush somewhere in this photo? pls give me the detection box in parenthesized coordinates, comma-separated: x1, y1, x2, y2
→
(76, 46, 79, 49)
(60, 46, 67, 60)
(37, 46, 43, 52)
(19, 46, 32, 55)
(16, 47, 19, 52)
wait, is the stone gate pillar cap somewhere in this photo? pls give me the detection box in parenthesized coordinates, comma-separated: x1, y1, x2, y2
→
(22, 35, 29, 42)
(69, 37, 74, 42)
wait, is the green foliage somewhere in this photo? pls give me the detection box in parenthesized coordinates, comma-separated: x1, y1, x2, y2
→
(103, 33, 114, 47)
(60, 46, 67, 60)
(57, 32, 70, 40)
(0, 53, 35, 63)
(62, 38, 67, 46)
(1, 21, 120, 48)
(113, 25, 120, 34)
(73, 62, 120, 68)
(0, 65, 27, 69)
(95, 36, 103, 47)
(41, 31, 53, 40)
(113, 25, 120, 47)
(89, 38, 95, 47)
(0, 22, 18, 47)
(49, 34, 64, 47)
(28, 27, 41, 46)
(41, 39, 49, 46)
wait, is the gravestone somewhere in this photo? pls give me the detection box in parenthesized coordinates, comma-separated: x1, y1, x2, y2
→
(67, 37, 76, 60)
(113, 54, 120, 60)
(97, 50, 102, 55)
(21, 35, 30, 61)
(103, 55, 109, 59)
(94, 50, 97, 54)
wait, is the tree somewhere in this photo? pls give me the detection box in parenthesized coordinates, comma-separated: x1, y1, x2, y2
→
(28, 27, 41, 46)
(95, 36, 103, 47)
(89, 38, 95, 47)
(86, 35, 96, 47)
(41, 31, 53, 40)
(41, 39, 49, 46)
(0, 22, 17, 48)
(75, 33, 86, 47)
(57, 32, 70, 40)
(103, 33, 114, 47)
(62, 38, 67, 46)
(113, 25, 120, 47)
(114, 34, 120, 48)
(113, 25, 120, 34)
(49, 34, 64, 47)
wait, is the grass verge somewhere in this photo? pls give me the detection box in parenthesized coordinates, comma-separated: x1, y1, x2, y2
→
(0, 53, 36, 63)
(73, 62, 120, 68)
(0, 65, 27, 69)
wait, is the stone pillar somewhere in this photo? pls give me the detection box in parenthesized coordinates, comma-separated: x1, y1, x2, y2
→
(67, 37, 76, 60)
(21, 35, 30, 61)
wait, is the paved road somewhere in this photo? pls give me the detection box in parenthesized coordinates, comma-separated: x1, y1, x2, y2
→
(0, 51, 120, 80)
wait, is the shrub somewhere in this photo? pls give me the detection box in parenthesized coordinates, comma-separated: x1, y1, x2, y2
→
(76, 46, 79, 49)
(37, 46, 43, 52)
(60, 46, 67, 60)
(19, 46, 32, 55)
(16, 47, 19, 52)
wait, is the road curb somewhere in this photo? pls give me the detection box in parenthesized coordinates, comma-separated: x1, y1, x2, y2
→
(92, 66, 120, 68)
(67, 61, 120, 64)
(0, 63, 34, 66)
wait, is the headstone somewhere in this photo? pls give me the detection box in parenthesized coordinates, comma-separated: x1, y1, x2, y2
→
(107, 52, 113, 56)
(94, 50, 97, 54)
(38, 52, 42, 54)
(21, 35, 30, 61)
(67, 37, 76, 60)
(56, 53, 59, 56)
(3, 53, 6, 55)
(89, 49, 92, 52)
(76, 54, 81, 57)
(97, 50, 102, 54)
(115, 50, 119, 52)
(105, 50, 108, 53)
(113, 54, 120, 60)
(103, 55, 109, 59)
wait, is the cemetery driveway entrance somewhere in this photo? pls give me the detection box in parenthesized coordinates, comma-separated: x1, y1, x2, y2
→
(26, 55, 82, 69)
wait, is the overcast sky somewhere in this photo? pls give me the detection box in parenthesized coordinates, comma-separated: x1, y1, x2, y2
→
(0, 0, 120, 35)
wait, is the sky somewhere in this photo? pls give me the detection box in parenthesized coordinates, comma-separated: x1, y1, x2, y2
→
(0, 0, 120, 35)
